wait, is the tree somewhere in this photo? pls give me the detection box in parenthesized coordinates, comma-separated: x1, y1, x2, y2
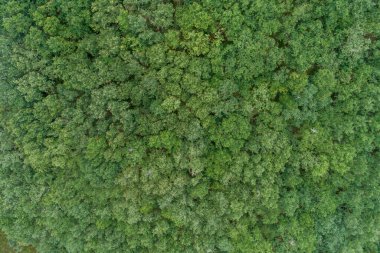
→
(0, 0, 379, 252)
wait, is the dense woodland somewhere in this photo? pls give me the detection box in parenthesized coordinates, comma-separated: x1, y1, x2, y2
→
(0, 0, 379, 252)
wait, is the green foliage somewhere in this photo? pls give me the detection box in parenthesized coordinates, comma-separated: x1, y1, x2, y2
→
(0, 231, 36, 253)
(0, 0, 379, 252)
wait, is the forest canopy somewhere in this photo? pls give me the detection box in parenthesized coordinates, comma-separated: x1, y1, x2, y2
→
(0, 0, 379, 252)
